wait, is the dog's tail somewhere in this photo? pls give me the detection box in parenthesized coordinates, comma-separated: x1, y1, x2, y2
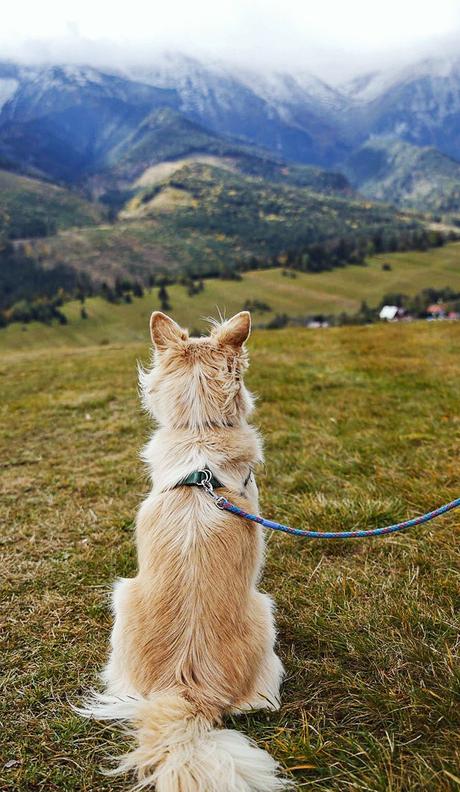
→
(77, 690, 291, 791)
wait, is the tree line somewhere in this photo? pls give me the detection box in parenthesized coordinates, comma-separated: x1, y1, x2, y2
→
(0, 225, 455, 328)
(259, 286, 460, 331)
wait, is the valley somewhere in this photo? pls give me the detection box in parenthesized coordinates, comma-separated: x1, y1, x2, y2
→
(2, 244, 459, 351)
(1, 52, 460, 336)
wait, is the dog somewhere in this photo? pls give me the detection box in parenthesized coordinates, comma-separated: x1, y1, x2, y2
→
(78, 311, 290, 791)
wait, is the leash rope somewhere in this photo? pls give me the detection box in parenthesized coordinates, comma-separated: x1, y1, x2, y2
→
(198, 470, 460, 540)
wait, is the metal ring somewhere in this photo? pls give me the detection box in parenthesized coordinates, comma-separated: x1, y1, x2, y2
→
(198, 468, 212, 485)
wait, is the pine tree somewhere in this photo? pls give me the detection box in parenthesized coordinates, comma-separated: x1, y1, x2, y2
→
(158, 284, 171, 311)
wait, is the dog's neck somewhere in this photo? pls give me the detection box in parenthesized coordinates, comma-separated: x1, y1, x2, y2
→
(142, 421, 263, 494)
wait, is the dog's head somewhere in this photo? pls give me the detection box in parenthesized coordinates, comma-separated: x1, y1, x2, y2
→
(140, 311, 254, 429)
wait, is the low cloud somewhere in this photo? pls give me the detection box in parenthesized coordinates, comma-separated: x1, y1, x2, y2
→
(1, 0, 460, 82)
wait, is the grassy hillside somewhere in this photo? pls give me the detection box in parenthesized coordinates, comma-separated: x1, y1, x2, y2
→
(0, 168, 104, 239)
(122, 162, 405, 246)
(131, 152, 351, 196)
(2, 244, 459, 351)
(26, 162, 418, 285)
(2, 322, 459, 791)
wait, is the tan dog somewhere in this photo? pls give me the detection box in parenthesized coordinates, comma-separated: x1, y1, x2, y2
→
(79, 311, 290, 791)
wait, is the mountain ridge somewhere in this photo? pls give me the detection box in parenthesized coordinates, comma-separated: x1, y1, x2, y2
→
(2, 53, 460, 213)
(344, 136, 460, 213)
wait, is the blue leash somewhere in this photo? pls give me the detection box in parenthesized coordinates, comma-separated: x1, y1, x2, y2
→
(198, 470, 460, 540)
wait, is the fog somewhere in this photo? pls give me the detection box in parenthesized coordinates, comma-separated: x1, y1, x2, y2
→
(2, 0, 460, 82)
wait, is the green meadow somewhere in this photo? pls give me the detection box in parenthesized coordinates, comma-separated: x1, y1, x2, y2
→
(1, 320, 459, 790)
(2, 243, 460, 351)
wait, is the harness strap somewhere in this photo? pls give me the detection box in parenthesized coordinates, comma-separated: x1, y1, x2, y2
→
(176, 467, 252, 491)
(177, 470, 223, 489)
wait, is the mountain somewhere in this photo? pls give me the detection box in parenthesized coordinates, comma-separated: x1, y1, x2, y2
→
(341, 56, 460, 161)
(131, 54, 350, 165)
(101, 106, 349, 190)
(0, 64, 177, 181)
(123, 52, 460, 173)
(0, 57, 351, 185)
(2, 53, 460, 214)
(344, 137, 460, 213)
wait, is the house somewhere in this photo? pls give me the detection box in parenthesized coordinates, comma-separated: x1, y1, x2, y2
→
(379, 305, 405, 321)
(427, 303, 447, 319)
(307, 320, 329, 329)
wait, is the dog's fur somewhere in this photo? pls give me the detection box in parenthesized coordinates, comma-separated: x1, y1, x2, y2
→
(78, 311, 290, 791)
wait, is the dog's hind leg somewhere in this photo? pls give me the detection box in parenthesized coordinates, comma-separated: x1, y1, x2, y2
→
(100, 578, 139, 698)
(235, 648, 284, 713)
(232, 591, 284, 713)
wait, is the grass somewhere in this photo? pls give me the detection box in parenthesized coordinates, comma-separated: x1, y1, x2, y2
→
(1, 243, 460, 351)
(1, 321, 459, 790)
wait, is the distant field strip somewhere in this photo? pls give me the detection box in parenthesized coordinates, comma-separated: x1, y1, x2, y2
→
(1, 244, 459, 351)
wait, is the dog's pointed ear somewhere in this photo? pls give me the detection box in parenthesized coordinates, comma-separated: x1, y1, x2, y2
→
(150, 311, 187, 349)
(214, 311, 251, 349)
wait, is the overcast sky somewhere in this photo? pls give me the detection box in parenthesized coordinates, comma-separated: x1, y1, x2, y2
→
(2, 0, 460, 79)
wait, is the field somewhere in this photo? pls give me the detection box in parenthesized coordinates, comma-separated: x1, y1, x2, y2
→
(1, 243, 460, 351)
(1, 320, 459, 791)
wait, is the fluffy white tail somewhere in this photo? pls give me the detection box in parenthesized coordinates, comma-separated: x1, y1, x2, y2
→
(77, 690, 291, 791)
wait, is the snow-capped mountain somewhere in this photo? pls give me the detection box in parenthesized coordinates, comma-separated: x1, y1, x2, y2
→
(129, 53, 349, 165)
(0, 64, 176, 125)
(337, 55, 460, 154)
(0, 63, 178, 180)
(341, 56, 460, 103)
(0, 56, 350, 179)
(1, 51, 460, 206)
(349, 57, 460, 161)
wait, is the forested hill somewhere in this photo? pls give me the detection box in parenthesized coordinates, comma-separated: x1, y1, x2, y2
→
(5, 161, 432, 294)
(1, 158, 450, 328)
(0, 168, 104, 239)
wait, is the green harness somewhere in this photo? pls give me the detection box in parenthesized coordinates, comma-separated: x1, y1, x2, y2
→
(176, 469, 252, 490)
(176, 470, 224, 489)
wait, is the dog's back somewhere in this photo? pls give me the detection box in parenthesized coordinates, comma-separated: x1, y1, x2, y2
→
(109, 487, 268, 715)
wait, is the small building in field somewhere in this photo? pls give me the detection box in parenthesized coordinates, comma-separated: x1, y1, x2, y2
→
(379, 305, 405, 321)
(427, 303, 447, 319)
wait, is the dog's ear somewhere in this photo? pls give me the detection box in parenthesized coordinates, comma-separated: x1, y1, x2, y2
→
(150, 311, 187, 349)
(214, 311, 251, 349)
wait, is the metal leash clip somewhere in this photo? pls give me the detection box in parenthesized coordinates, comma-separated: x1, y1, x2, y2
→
(198, 469, 227, 509)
